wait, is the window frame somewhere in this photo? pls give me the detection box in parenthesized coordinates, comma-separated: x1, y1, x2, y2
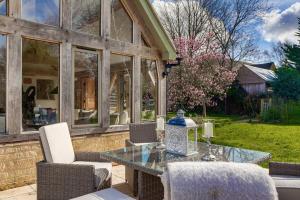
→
(109, 52, 134, 127)
(140, 58, 159, 122)
(20, 0, 62, 27)
(21, 37, 61, 133)
(72, 47, 102, 128)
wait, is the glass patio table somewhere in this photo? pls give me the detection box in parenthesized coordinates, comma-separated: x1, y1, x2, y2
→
(99, 142, 271, 200)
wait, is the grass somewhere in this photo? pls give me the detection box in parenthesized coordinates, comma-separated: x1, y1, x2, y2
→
(169, 112, 300, 163)
(212, 122, 300, 163)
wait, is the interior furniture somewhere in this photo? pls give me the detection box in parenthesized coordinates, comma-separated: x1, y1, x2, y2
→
(37, 122, 112, 200)
(100, 142, 271, 200)
(70, 188, 135, 200)
(125, 123, 157, 196)
(269, 162, 300, 200)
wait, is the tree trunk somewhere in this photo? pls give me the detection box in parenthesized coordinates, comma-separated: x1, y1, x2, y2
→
(203, 103, 207, 118)
(224, 96, 227, 114)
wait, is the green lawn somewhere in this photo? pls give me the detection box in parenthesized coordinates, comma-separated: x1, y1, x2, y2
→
(212, 122, 300, 163)
(169, 113, 300, 163)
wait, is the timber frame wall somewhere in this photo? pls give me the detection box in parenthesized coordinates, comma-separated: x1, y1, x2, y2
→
(0, 0, 167, 143)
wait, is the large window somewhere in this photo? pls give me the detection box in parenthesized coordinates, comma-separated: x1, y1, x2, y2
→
(110, 54, 132, 125)
(22, 39, 60, 132)
(141, 59, 158, 121)
(72, 0, 101, 35)
(111, 0, 133, 43)
(22, 0, 60, 26)
(74, 48, 99, 125)
(0, 35, 6, 133)
(0, 0, 7, 16)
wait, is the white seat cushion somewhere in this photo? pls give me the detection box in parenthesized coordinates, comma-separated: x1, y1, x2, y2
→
(70, 188, 135, 200)
(271, 175, 300, 200)
(73, 161, 112, 187)
(39, 122, 75, 164)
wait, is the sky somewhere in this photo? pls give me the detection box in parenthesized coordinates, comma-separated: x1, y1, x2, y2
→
(151, 0, 300, 64)
(258, 0, 300, 59)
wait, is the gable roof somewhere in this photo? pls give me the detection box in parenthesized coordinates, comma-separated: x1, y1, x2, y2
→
(250, 62, 275, 70)
(244, 64, 277, 82)
(134, 0, 176, 60)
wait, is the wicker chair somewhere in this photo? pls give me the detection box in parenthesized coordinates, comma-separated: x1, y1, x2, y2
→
(37, 123, 112, 200)
(269, 162, 300, 200)
(125, 122, 158, 196)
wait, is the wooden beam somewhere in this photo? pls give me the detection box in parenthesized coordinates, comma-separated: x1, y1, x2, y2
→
(101, 49, 111, 128)
(8, 0, 21, 18)
(60, 42, 72, 126)
(132, 21, 142, 123)
(101, 0, 111, 128)
(0, 15, 159, 58)
(61, 0, 72, 30)
(101, 0, 111, 38)
(7, 34, 22, 134)
(133, 56, 141, 123)
(157, 60, 167, 116)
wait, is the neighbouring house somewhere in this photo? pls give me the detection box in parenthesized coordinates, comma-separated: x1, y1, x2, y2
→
(0, 0, 176, 190)
(236, 63, 277, 95)
(250, 62, 276, 71)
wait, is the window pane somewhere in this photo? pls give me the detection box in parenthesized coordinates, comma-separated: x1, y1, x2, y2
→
(111, 0, 133, 43)
(72, 0, 101, 35)
(22, 39, 60, 132)
(0, 0, 7, 16)
(110, 54, 132, 125)
(22, 0, 60, 26)
(74, 49, 99, 125)
(141, 59, 158, 121)
(0, 35, 6, 133)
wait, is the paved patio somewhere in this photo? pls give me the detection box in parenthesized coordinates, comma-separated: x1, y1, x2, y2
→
(0, 165, 134, 200)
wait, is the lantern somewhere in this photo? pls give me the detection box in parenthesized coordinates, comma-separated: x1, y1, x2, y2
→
(165, 110, 198, 156)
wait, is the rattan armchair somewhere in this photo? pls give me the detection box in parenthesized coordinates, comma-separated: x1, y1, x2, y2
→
(37, 123, 112, 200)
(269, 162, 300, 200)
(125, 122, 157, 196)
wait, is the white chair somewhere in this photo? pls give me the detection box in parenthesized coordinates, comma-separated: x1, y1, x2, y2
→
(70, 188, 135, 200)
(37, 122, 112, 200)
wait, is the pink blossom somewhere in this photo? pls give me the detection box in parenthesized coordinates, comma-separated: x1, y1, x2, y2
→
(168, 34, 237, 111)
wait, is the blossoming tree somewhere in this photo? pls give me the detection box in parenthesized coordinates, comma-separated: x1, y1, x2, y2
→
(168, 34, 237, 116)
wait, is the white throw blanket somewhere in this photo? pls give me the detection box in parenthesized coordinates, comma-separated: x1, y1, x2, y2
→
(161, 162, 278, 200)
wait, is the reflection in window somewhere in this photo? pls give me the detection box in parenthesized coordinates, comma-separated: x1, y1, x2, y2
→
(110, 54, 132, 125)
(111, 0, 133, 43)
(74, 49, 99, 125)
(22, 0, 60, 26)
(0, 35, 6, 133)
(0, 0, 7, 16)
(22, 39, 60, 132)
(141, 59, 158, 121)
(72, 0, 101, 35)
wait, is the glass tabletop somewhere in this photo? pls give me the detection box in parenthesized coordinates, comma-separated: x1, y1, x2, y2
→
(100, 142, 271, 176)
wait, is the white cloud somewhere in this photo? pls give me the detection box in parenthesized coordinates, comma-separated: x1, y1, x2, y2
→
(261, 2, 300, 44)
